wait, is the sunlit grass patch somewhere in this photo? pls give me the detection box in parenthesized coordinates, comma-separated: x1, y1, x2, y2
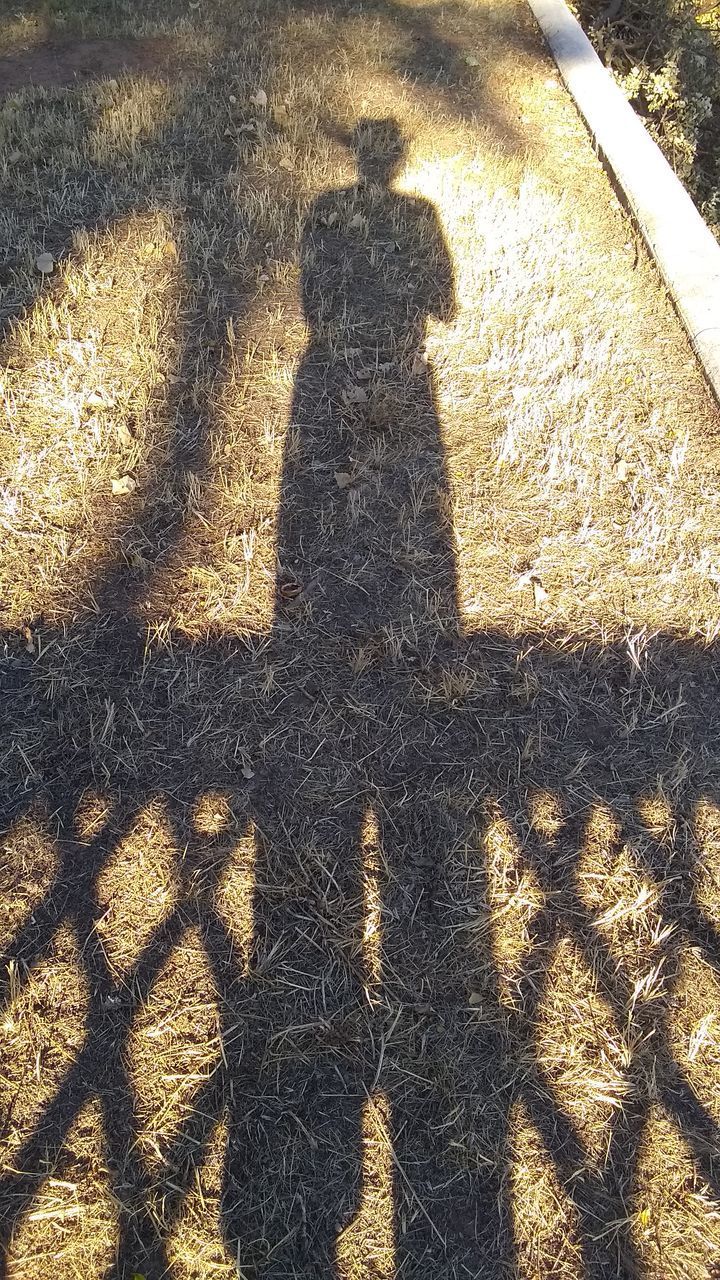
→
(669, 949, 720, 1129)
(576, 804, 672, 990)
(192, 789, 234, 836)
(691, 797, 720, 934)
(3, 1099, 117, 1280)
(336, 1091, 395, 1280)
(631, 1108, 720, 1278)
(536, 935, 631, 1161)
(480, 801, 544, 1011)
(166, 1117, 235, 1280)
(213, 826, 257, 975)
(361, 808, 384, 996)
(527, 788, 564, 838)
(509, 1097, 584, 1280)
(0, 811, 59, 949)
(129, 925, 220, 1170)
(0, 924, 88, 1166)
(94, 798, 178, 975)
(88, 72, 190, 166)
(73, 788, 113, 840)
(0, 209, 183, 626)
(413, 115, 720, 641)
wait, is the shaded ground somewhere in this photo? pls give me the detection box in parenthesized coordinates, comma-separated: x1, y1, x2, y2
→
(0, 38, 172, 94)
(1, 1, 720, 1278)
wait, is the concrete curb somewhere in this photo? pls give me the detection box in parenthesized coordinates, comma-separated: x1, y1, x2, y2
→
(526, 0, 720, 404)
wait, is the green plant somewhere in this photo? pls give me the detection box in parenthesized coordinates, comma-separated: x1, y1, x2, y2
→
(575, 0, 720, 234)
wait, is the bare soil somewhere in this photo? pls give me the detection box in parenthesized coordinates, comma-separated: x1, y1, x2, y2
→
(0, 38, 172, 94)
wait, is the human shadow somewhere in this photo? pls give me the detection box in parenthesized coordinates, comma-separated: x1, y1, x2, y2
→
(273, 115, 458, 643)
(217, 116, 482, 1276)
(2, 81, 720, 1280)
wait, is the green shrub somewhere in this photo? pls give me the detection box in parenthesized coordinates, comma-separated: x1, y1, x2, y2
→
(574, 0, 720, 236)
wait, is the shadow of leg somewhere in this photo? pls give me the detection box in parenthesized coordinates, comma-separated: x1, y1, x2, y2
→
(217, 789, 366, 1276)
(376, 766, 512, 1276)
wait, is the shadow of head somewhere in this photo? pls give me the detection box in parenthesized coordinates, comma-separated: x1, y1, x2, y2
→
(351, 115, 408, 188)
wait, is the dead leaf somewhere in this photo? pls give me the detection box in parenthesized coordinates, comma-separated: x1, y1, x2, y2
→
(272, 103, 290, 126)
(35, 252, 54, 275)
(241, 761, 255, 780)
(279, 580, 301, 601)
(86, 391, 113, 409)
(464, 53, 480, 66)
(334, 471, 352, 489)
(615, 458, 628, 481)
(111, 475, 136, 496)
(116, 422, 134, 449)
(468, 991, 483, 1008)
(348, 211, 366, 231)
(250, 87, 267, 108)
(342, 385, 368, 406)
(228, 94, 237, 105)
(8, 150, 22, 164)
(412, 350, 428, 375)
(23, 626, 35, 654)
(278, 156, 294, 172)
(516, 569, 549, 609)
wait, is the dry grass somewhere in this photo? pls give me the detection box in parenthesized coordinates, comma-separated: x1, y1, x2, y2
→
(1, 0, 720, 1277)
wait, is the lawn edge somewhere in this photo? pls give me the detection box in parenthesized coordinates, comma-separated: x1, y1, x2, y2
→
(525, 0, 720, 406)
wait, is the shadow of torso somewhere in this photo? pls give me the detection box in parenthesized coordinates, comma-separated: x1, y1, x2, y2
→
(274, 177, 458, 644)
